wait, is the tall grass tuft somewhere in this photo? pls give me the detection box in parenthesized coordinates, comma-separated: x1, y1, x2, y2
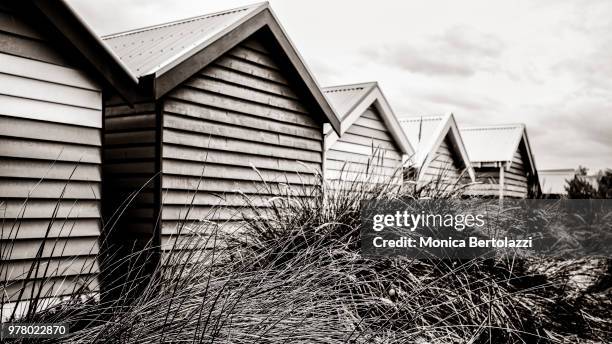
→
(2, 154, 610, 343)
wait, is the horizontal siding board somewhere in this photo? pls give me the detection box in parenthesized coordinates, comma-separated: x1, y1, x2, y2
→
(338, 132, 398, 150)
(0, 179, 100, 199)
(104, 146, 156, 161)
(331, 141, 401, 160)
(345, 124, 394, 141)
(325, 160, 398, 175)
(105, 130, 156, 146)
(163, 144, 320, 173)
(186, 76, 307, 113)
(164, 113, 322, 154)
(162, 206, 262, 221)
(163, 129, 320, 162)
(162, 175, 316, 195)
(0, 219, 100, 240)
(163, 191, 277, 207)
(214, 55, 290, 85)
(168, 88, 317, 128)
(0, 237, 99, 260)
(2, 276, 99, 302)
(104, 103, 156, 117)
(0, 115, 101, 146)
(104, 113, 156, 131)
(201, 65, 298, 99)
(1, 256, 98, 281)
(164, 100, 320, 139)
(0, 94, 101, 128)
(103, 161, 156, 175)
(163, 159, 318, 185)
(354, 116, 387, 132)
(0, 200, 100, 219)
(0, 137, 101, 163)
(0, 159, 101, 181)
(0, 53, 99, 90)
(326, 151, 399, 168)
(0, 72, 101, 110)
(228, 45, 279, 70)
(0, 31, 70, 66)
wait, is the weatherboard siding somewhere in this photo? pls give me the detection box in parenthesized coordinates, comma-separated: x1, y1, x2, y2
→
(0, 5, 102, 308)
(467, 148, 529, 199)
(160, 36, 323, 252)
(325, 106, 402, 186)
(420, 137, 462, 181)
(102, 101, 159, 240)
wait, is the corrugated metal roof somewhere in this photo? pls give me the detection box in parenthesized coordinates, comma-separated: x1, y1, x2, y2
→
(399, 115, 446, 166)
(102, 3, 266, 77)
(321, 81, 413, 155)
(460, 124, 525, 163)
(538, 169, 575, 195)
(322, 82, 376, 119)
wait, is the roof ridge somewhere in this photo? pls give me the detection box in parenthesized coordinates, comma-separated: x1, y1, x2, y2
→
(399, 115, 446, 122)
(322, 81, 377, 93)
(461, 123, 525, 131)
(102, 2, 265, 39)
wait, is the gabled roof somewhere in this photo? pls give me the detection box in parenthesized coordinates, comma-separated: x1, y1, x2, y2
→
(322, 82, 413, 155)
(399, 114, 475, 181)
(21, 0, 139, 100)
(460, 123, 537, 175)
(102, 3, 264, 78)
(102, 2, 341, 133)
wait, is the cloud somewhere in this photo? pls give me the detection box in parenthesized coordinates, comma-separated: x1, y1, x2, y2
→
(363, 25, 504, 77)
(421, 91, 500, 112)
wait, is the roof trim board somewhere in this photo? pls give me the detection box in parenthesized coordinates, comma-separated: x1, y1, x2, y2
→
(400, 114, 475, 182)
(29, 0, 140, 101)
(419, 114, 475, 182)
(102, 2, 342, 134)
(323, 82, 414, 156)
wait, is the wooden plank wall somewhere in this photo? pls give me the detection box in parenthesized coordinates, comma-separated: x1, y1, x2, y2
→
(0, 4, 102, 315)
(466, 147, 529, 199)
(101, 99, 160, 297)
(420, 136, 462, 182)
(103, 101, 159, 240)
(325, 106, 403, 187)
(160, 36, 323, 253)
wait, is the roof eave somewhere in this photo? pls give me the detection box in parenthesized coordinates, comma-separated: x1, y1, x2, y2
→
(31, 0, 141, 102)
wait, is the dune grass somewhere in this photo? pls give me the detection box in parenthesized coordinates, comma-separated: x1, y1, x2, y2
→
(1, 160, 611, 343)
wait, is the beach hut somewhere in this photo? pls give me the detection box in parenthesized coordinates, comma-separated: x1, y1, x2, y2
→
(0, 0, 136, 318)
(399, 114, 474, 187)
(321, 82, 413, 186)
(100, 3, 341, 267)
(538, 168, 576, 198)
(460, 124, 540, 199)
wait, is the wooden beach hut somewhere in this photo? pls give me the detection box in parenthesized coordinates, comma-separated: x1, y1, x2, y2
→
(321, 82, 413, 186)
(538, 168, 576, 198)
(0, 0, 136, 318)
(399, 114, 474, 186)
(100, 3, 341, 268)
(460, 124, 540, 199)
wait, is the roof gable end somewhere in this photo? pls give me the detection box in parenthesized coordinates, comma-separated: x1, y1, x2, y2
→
(102, 2, 341, 133)
(399, 114, 475, 181)
(322, 82, 413, 155)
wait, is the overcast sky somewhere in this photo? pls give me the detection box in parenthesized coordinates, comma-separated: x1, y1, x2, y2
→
(68, 0, 612, 172)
